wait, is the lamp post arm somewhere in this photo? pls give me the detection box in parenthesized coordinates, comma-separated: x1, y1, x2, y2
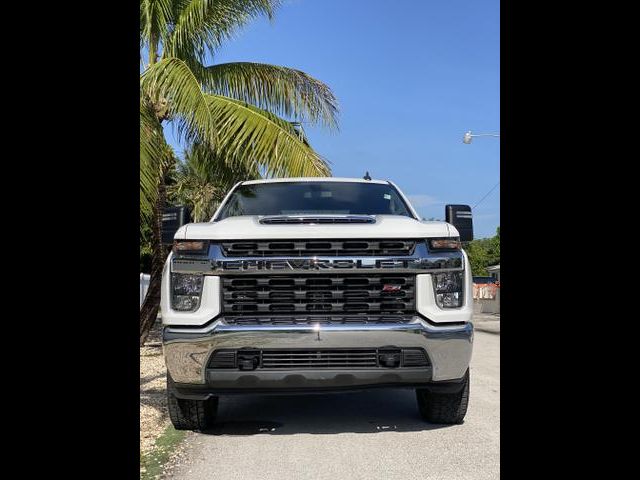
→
(462, 130, 499, 144)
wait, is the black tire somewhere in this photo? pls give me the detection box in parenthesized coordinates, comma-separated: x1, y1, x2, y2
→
(416, 370, 470, 424)
(167, 375, 218, 431)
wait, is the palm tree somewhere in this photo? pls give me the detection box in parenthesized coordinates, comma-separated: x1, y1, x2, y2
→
(169, 142, 261, 222)
(139, 0, 339, 344)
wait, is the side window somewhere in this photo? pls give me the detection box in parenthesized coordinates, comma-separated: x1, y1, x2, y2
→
(221, 196, 241, 218)
(388, 193, 410, 216)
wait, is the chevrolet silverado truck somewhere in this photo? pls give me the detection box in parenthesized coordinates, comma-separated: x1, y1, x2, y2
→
(160, 177, 474, 430)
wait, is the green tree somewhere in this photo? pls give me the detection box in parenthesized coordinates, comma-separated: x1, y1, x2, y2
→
(465, 226, 500, 276)
(489, 226, 500, 262)
(465, 241, 489, 276)
(139, 0, 339, 344)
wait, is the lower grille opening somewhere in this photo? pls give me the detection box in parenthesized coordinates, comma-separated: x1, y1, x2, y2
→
(208, 348, 431, 369)
(223, 315, 415, 325)
(262, 349, 378, 369)
(402, 348, 430, 367)
(208, 350, 237, 369)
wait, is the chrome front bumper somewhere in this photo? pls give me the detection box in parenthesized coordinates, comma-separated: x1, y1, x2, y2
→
(163, 318, 473, 386)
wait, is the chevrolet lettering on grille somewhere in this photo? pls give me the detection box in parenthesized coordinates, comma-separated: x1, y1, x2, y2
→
(171, 241, 464, 275)
(220, 258, 409, 271)
(172, 256, 463, 274)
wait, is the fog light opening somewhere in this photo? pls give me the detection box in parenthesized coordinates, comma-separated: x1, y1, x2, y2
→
(378, 349, 401, 368)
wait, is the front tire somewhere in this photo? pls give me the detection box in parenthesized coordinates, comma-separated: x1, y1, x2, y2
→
(167, 375, 218, 431)
(416, 370, 470, 424)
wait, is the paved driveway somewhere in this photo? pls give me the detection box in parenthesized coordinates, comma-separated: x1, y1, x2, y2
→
(166, 330, 499, 480)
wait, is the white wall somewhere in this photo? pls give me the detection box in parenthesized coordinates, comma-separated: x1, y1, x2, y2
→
(473, 289, 500, 314)
(140, 273, 150, 308)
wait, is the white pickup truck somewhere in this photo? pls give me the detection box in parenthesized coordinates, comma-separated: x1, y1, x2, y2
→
(161, 177, 474, 430)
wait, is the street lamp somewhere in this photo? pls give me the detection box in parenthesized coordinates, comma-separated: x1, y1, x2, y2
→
(462, 130, 500, 144)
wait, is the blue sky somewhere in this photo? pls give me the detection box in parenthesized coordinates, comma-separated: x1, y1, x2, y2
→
(164, 0, 500, 238)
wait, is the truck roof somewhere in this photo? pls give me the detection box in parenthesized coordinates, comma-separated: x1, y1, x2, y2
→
(240, 177, 390, 186)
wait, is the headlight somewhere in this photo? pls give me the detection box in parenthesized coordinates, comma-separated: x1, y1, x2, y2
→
(432, 272, 464, 308)
(171, 273, 204, 311)
(428, 237, 461, 250)
(173, 240, 209, 254)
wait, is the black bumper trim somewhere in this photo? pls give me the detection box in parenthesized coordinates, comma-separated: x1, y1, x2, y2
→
(168, 367, 472, 399)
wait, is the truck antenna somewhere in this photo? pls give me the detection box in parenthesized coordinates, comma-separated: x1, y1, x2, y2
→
(363, 171, 371, 180)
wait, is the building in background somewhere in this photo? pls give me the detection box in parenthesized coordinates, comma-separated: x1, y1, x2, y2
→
(473, 264, 500, 314)
(487, 264, 500, 284)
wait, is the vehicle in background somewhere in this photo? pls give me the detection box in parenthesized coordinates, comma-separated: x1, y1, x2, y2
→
(472, 276, 497, 285)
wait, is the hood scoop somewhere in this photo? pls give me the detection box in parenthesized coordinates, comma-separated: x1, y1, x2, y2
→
(259, 215, 376, 225)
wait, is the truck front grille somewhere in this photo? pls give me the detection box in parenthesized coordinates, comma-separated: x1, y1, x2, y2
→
(221, 239, 417, 257)
(221, 274, 416, 315)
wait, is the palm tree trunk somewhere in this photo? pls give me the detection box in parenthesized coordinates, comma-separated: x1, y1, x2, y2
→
(140, 166, 169, 346)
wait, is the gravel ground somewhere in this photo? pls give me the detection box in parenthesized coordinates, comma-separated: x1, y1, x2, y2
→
(472, 313, 500, 335)
(140, 319, 168, 454)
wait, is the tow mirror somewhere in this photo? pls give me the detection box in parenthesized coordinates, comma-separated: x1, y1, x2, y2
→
(161, 206, 191, 245)
(445, 204, 473, 242)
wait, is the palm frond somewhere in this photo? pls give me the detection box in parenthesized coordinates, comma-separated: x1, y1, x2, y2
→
(140, 0, 174, 60)
(196, 62, 338, 129)
(205, 94, 331, 177)
(142, 57, 330, 177)
(141, 57, 218, 147)
(163, 0, 279, 62)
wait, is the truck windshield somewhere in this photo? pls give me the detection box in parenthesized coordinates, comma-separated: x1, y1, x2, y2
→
(215, 182, 414, 220)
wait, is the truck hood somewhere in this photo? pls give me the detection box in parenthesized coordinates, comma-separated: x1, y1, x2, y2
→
(176, 215, 459, 240)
